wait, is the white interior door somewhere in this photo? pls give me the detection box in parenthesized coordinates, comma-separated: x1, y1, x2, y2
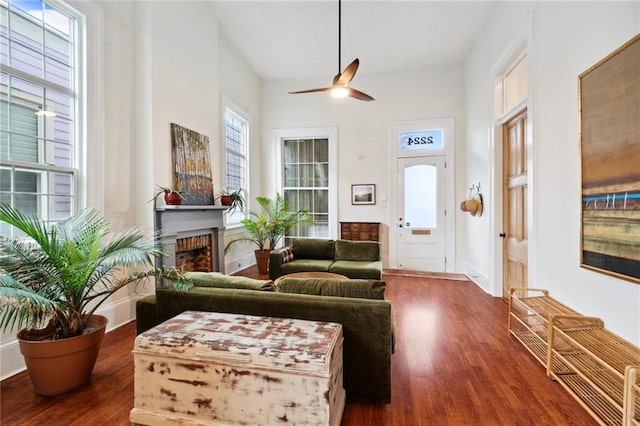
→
(396, 156, 446, 271)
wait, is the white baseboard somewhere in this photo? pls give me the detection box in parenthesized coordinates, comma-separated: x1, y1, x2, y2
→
(225, 253, 256, 275)
(0, 339, 23, 381)
(0, 294, 139, 381)
(456, 261, 490, 294)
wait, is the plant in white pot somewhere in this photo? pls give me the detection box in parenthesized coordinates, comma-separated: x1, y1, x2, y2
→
(225, 193, 313, 274)
(0, 204, 189, 395)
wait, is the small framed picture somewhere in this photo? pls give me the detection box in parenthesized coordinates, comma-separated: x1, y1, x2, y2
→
(351, 184, 376, 205)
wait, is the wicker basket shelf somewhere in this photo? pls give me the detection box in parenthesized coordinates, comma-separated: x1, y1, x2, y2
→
(509, 287, 640, 426)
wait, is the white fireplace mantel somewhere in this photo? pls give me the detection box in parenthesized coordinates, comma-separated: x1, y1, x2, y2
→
(154, 205, 227, 285)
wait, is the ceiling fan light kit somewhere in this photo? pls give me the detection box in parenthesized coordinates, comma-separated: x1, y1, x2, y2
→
(330, 86, 349, 98)
(289, 0, 374, 102)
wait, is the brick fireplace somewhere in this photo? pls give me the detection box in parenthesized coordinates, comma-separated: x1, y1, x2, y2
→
(154, 205, 227, 287)
(175, 234, 213, 272)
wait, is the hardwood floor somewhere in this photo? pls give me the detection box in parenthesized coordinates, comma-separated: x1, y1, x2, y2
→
(1, 268, 597, 425)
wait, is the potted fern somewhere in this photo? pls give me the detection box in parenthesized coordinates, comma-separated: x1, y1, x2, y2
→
(225, 193, 313, 274)
(0, 204, 189, 395)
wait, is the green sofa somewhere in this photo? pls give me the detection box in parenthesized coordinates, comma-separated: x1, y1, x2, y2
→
(136, 272, 394, 403)
(269, 238, 383, 281)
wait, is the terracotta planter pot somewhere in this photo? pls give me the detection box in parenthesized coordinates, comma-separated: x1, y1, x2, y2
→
(18, 314, 108, 396)
(219, 195, 233, 206)
(254, 249, 270, 274)
(164, 192, 182, 205)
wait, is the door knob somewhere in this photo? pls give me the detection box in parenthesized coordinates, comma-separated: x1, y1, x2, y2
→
(499, 233, 506, 238)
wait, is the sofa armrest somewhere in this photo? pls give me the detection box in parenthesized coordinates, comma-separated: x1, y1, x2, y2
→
(269, 247, 293, 280)
(135, 294, 158, 335)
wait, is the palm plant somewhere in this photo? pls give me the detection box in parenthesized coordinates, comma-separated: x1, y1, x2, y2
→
(261, 193, 314, 250)
(0, 204, 189, 339)
(225, 193, 314, 252)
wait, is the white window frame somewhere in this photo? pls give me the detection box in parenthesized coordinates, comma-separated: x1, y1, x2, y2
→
(221, 96, 250, 226)
(273, 127, 338, 242)
(0, 0, 86, 231)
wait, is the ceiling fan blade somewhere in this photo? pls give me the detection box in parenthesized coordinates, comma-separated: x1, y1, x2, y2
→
(337, 58, 359, 86)
(288, 87, 332, 94)
(348, 87, 375, 102)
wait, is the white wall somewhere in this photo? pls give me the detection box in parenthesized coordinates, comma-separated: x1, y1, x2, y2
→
(261, 65, 466, 265)
(146, 1, 220, 200)
(218, 33, 264, 273)
(463, 1, 640, 343)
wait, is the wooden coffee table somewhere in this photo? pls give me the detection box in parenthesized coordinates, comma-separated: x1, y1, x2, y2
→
(274, 271, 349, 286)
(131, 311, 345, 426)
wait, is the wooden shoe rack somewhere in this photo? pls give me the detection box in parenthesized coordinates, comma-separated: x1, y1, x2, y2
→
(508, 287, 640, 426)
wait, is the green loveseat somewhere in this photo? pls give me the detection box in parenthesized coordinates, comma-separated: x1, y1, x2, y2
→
(136, 272, 394, 403)
(269, 238, 383, 281)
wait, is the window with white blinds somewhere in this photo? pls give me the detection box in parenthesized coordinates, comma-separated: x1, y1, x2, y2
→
(224, 107, 248, 224)
(0, 0, 81, 235)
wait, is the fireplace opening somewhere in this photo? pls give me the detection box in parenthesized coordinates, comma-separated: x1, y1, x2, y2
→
(175, 234, 213, 272)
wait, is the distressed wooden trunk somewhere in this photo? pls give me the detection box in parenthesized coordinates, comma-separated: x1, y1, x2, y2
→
(130, 311, 345, 426)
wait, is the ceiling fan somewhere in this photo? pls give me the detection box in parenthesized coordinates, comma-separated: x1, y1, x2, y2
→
(288, 0, 374, 102)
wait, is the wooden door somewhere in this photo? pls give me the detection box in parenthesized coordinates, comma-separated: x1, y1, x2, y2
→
(396, 156, 446, 271)
(503, 110, 528, 298)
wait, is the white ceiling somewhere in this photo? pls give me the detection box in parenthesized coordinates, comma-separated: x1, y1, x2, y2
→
(211, 1, 499, 81)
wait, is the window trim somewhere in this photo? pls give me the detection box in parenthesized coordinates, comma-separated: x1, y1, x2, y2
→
(221, 96, 250, 227)
(65, 0, 102, 212)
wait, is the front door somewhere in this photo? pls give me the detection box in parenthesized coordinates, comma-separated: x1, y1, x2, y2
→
(396, 156, 446, 271)
(502, 110, 528, 297)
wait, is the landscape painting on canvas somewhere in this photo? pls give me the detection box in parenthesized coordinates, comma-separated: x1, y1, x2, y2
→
(580, 34, 640, 283)
(171, 123, 214, 205)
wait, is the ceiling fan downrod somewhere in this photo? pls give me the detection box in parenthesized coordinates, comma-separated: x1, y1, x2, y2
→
(287, 0, 374, 101)
(337, 0, 342, 74)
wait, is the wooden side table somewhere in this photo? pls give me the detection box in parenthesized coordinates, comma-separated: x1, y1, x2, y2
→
(340, 221, 380, 241)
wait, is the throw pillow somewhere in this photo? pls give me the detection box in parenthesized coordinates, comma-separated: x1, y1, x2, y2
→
(276, 278, 386, 300)
(275, 247, 295, 263)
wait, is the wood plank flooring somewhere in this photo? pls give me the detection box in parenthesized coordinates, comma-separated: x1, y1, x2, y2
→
(1, 268, 598, 425)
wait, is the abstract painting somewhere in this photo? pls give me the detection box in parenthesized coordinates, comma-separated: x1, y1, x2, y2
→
(171, 123, 214, 205)
(580, 34, 640, 283)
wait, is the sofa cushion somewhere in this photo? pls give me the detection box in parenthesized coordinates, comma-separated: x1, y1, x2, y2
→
(335, 239, 380, 261)
(329, 260, 383, 280)
(292, 238, 335, 260)
(183, 272, 275, 291)
(276, 278, 386, 300)
(281, 259, 333, 274)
